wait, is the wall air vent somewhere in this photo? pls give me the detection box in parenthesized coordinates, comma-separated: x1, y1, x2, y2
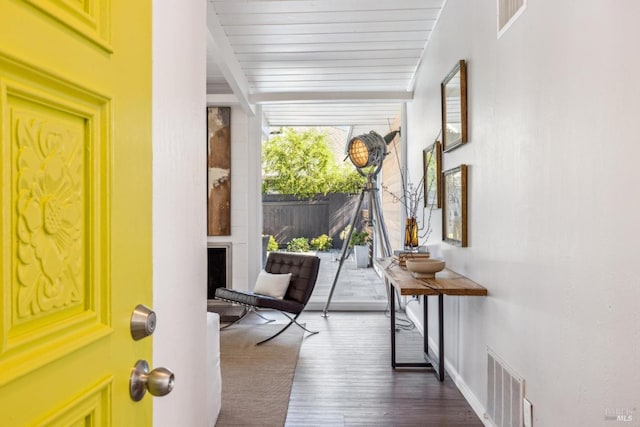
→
(487, 348, 524, 427)
(497, 0, 526, 38)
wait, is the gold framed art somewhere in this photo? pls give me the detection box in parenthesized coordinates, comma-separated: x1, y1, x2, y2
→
(423, 140, 442, 208)
(442, 164, 467, 247)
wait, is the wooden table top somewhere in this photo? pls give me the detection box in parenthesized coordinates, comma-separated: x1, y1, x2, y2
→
(374, 258, 488, 297)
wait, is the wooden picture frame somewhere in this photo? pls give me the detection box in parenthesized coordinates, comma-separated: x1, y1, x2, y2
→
(207, 106, 231, 236)
(442, 164, 467, 247)
(423, 140, 442, 208)
(441, 60, 468, 152)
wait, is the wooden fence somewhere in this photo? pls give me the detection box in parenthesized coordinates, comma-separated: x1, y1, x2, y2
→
(263, 193, 365, 248)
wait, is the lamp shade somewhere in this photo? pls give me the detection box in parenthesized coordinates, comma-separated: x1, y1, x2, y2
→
(347, 131, 386, 170)
(348, 138, 370, 168)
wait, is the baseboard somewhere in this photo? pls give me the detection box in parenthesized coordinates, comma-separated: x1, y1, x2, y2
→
(439, 346, 492, 427)
(405, 302, 492, 427)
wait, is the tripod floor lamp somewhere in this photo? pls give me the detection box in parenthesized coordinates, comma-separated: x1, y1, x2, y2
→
(322, 129, 400, 317)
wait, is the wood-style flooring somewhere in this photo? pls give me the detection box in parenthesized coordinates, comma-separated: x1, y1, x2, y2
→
(285, 311, 483, 427)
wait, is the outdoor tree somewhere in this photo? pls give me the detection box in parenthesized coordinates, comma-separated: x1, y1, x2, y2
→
(262, 127, 365, 198)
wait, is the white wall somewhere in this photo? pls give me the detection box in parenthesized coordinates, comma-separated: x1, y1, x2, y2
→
(152, 0, 209, 425)
(406, 0, 640, 425)
(206, 97, 263, 292)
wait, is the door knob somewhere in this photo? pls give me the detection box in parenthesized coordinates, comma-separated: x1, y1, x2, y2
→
(130, 304, 157, 340)
(130, 360, 175, 401)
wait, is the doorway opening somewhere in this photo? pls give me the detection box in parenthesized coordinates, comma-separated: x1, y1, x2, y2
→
(261, 126, 387, 311)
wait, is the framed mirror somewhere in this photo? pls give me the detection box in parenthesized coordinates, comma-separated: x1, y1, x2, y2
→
(441, 60, 467, 152)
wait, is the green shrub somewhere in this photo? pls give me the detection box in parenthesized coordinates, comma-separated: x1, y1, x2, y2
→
(310, 234, 333, 251)
(350, 230, 370, 247)
(267, 235, 279, 252)
(286, 237, 310, 252)
(262, 127, 366, 198)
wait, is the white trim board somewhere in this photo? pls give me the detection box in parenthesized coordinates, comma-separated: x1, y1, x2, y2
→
(406, 302, 492, 426)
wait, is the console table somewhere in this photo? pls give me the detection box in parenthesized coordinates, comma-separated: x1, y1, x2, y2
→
(374, 257, 487, 381)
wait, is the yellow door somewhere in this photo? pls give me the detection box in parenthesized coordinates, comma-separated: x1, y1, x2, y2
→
(0, 0, 152, 425)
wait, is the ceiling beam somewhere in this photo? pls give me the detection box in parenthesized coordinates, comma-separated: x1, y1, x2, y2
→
(206, 4, 254, 116)
(250, 91, 413, 104)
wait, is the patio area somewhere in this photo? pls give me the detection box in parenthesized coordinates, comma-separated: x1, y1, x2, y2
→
(306, 250, 387, 311)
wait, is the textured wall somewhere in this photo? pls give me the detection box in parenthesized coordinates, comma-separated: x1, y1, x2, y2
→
(406, 0, 640, 425)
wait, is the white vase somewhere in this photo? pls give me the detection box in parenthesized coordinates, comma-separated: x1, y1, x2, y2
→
(353, 245, 369, 268)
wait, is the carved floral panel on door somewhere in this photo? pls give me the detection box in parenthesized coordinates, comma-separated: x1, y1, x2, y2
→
(14, 109, 84, 317)
(207, 106, 231, 236)
(0, 64, 110, 385)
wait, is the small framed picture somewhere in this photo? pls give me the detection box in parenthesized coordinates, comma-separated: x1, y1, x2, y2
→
(423, 140, 442, 208)
(442, 164, 467, 247)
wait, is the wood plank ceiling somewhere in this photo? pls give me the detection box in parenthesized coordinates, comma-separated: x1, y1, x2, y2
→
(206, 0, 445, 136)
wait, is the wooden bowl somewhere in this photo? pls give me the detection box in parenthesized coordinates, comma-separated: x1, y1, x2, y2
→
(405, 259, 445, 277)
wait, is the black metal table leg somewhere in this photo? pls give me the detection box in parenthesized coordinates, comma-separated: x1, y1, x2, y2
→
(423, 294, 444, 382)
(389, 289, 444, 381)
(389, 279, 397, 368)
(423, 295, 428, 355)
(437, 294, 444, 381)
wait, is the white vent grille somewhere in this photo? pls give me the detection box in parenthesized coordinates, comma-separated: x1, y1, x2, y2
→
(487, 349, 524, 427)
(497, 0, 526, 37)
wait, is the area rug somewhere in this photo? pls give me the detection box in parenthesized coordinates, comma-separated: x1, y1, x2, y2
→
(215, 324, 304, 427)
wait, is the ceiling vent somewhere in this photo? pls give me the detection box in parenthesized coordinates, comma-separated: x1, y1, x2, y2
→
(497, 0, 526, 38)
(487, 348, 524, 427)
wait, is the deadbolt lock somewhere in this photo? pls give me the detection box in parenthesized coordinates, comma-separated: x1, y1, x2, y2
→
(130, 304, 157, 340)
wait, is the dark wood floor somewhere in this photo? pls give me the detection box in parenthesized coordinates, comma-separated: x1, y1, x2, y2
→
(285, 311, 483, 427)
